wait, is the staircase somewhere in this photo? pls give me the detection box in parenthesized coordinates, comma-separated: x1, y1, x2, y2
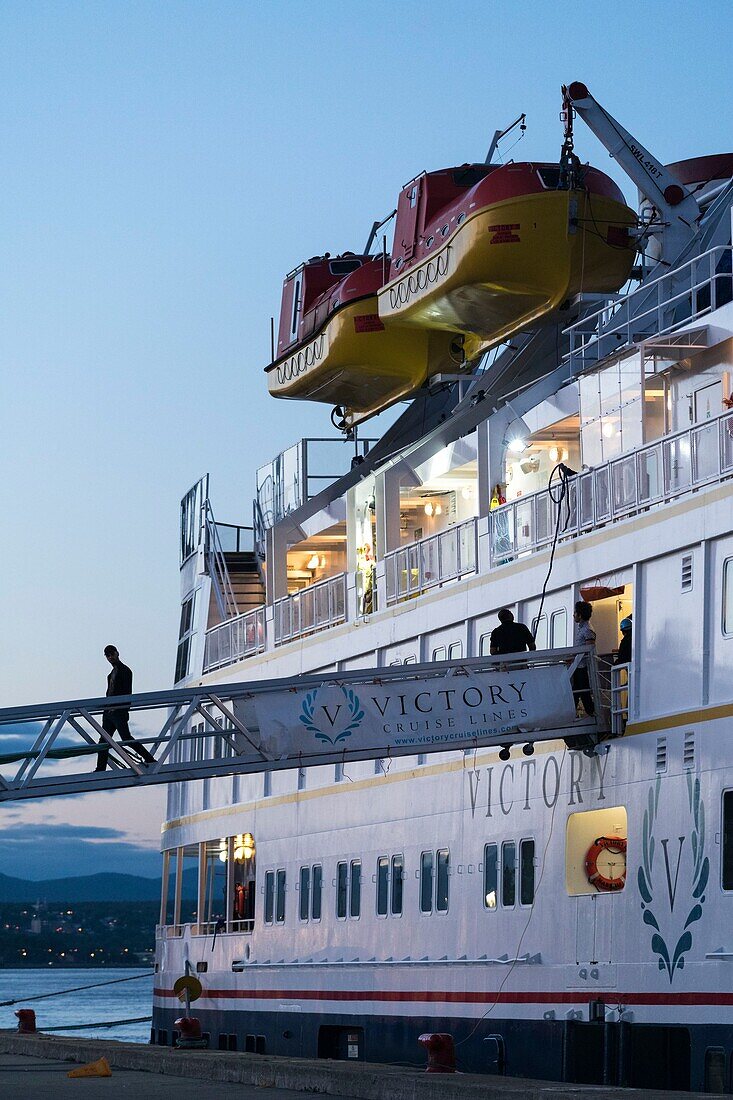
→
(207, 550, 265, 629)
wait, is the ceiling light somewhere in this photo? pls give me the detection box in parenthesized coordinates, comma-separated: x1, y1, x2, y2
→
(508, 438, 527, 454)
(424, 502, 434, 516)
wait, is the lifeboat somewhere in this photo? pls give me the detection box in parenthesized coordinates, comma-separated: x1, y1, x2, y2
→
(378, 161, 637, 360)
(266, 252, 456, 427)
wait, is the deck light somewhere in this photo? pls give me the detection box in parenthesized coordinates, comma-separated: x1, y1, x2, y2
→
(508, 438, 527, 454)
(434, 504, 443, 516)
(424, 502, 434, 516)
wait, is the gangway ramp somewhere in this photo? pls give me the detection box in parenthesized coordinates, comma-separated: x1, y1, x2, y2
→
(0, 648, 605, 802)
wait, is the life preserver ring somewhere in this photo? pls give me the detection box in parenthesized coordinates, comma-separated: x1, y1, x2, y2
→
(585, 835, 627, 891)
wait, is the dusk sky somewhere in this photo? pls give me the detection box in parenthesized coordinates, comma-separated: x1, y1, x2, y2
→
(1, 0, 731, 880)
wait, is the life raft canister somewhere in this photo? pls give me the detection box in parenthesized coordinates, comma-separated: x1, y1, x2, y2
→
(585, 835, 627, 891)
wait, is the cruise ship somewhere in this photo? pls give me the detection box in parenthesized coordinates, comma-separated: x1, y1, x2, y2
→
(153, 84, 733, 1091)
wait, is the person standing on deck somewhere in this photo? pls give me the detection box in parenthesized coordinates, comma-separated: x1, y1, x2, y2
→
(95, 645, 155, 771)
(572, 601, 596, 716)
(489, 609, 537, 655)
(615, 615, 632, 665)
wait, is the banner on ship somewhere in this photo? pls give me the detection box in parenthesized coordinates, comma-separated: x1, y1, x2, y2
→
(245, 666, 576, 760)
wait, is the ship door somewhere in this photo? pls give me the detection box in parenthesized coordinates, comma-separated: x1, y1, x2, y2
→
(575, 893, 613, 966)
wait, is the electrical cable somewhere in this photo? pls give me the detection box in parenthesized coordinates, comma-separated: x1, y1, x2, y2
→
(533, 462, 575, 638)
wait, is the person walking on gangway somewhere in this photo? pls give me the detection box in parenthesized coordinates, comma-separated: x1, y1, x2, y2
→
(95, 646, 155, 771)
(572, 601, 596, 716)
(489, 609, 537, 655)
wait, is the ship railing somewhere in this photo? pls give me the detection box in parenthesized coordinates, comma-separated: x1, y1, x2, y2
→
(564, 245, 732, 374)
(384, 518, 479, 605)
(273, 572, 347, 646)
(155, 924, 184, 939)
(214, 521, 254, 554)
(203, 606, 266, 672)
(490, 406, 733, 565)
(610, 662, 631, 737)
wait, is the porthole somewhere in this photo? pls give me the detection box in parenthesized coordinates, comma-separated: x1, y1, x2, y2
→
(426, 236, 434, 247)
(457, 212, 466, 225)
(441, 224, 449, 236)
(394, 257, 403, 269)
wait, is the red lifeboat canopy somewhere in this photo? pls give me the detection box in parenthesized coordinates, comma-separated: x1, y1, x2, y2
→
(275, 252, 384, 360)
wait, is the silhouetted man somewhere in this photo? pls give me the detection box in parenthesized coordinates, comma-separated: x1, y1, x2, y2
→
(95, 645, 155, 771)
(489, 609, 537, 655)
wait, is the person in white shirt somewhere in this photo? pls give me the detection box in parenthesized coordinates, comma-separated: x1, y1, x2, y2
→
(572, 601, 596, 716)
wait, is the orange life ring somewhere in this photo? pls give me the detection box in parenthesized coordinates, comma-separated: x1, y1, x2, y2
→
(585, 835, 627, 891)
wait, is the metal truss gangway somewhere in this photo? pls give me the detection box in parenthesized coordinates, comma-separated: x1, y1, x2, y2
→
(0, 648, 607, 803)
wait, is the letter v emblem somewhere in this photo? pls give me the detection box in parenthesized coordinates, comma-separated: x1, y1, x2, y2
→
(660, 837, 686, 912)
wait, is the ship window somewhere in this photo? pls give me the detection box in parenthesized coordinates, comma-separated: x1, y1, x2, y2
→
(350, 860, 362, 918)
(426, 236, 434, 247)
(479, 632, 491, 656)
(179, 595, 195, 637)
(532, 614, 548, 649)
(723, 558, 733, 635)
(391, 855, 404, 915)
(311, 864, 322, 920)
(441, 224, 449, 236)
(566, 806, 627, 895)
(377, 857, 389, 916)
(721, 791, 733, 891)
(457, 212, 466, 225)
(432, 645, 447, 662)
(452, 166, 490, 187)
(409, 186, 418, 208)
(336, 862, 348, 919)
(436, 849, 450, 912)
(550, 609, 567, 649)
(393, 257, 403, 270)
(289, 273, 302, 343)
(502, 841, 516, 907)
(520, 838, 535, 905)
(174, 638, 191, 684)
(448, 641, 463, 660)
(275, 869, 286, 924)
(264, 870, 274, 924)
(483, 843, 498, 909)
(299, 866, 310, 922)
(420, 851, 434, 913)
(201, 841, 227, 931)
(404, 655, 417, 664)
(329, 259, 362, 276)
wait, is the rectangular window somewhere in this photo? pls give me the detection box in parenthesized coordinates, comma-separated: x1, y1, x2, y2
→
(336, 861, 348, 919)
(391, 855, 404, 915)
(502, 841, 516, 907)
(432, 645, 447, 662)
(448, 641, 463, 661)
(275, 869, 286, 924)
(532, 615, 548, 650)
(479, 632, 491, 656)
(311, 864, 322, 920)
(436, 849, 450, 912)
(520, 839, 535, 906)
(349, 860, 361, 918)
(550, 609, 567, 649)
(723, 558, 733, 636)
(483, 843, 498, 909)
(420, 851, 434, 913)
(299, 866, 310, 922)
(264, 870, 274, 924)
(722, 791, 733, 890)
(377, 857, 389, 916)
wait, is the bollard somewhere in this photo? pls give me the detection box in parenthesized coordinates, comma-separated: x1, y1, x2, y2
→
(418, 1032, 456, 1073)
(15, 1009, 36, 1034)
(174, 1015, 208, 1049)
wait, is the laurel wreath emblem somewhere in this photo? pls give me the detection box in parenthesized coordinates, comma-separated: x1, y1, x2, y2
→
(298, 686, 364, 745)
(638, 773, 709, 982)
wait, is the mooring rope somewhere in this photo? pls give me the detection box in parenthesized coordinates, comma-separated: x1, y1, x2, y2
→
(38, 1015, 152, 1031)
(0, 970, 154, 1008)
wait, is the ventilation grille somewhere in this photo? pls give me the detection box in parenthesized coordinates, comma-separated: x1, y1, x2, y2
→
(683, 730, 696, 769)
(655, 736, 668, 774)
(681, 554, 693, 592)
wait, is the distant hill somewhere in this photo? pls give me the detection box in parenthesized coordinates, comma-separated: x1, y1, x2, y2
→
(0, 869, 198, 903)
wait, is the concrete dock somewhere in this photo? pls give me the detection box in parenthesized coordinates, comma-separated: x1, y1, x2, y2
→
(0, 1033, 712, 1099)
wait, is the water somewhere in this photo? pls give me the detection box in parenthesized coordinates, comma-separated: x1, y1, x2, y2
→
(0, 968, 154, 1043)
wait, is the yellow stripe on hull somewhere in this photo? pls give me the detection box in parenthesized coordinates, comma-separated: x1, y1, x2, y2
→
(378, 191, 636, 359)
(267, 296, 456, 423)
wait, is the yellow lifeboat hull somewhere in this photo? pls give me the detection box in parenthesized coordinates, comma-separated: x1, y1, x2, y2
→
(378, 190, 636, 360)
(266, 296, 456, 425)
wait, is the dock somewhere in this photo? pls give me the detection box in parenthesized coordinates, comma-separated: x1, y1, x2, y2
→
(0, 1032, 712, 1099)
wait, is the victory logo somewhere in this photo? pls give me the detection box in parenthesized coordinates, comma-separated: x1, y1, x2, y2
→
(299, 686, 364, 745)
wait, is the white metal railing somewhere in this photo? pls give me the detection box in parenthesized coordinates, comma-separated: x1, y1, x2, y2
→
(273, 572, 347, 646)
(203, 606, 266, 672)
(565, 245, 732, 374)
(384, 518, 478, 605)
(610, 663, 631, 736)
(490, 407, 733, 566)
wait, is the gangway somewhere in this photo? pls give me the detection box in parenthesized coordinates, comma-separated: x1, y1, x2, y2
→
(0, 648, 606, 803)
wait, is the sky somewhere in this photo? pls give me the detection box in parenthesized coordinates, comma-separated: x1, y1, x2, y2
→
(1, 0, 731, 880)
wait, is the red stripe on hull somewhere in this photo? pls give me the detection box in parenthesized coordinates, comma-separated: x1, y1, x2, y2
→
(154, 987, 733, 1007)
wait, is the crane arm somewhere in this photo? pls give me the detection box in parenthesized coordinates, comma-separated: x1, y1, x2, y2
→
(564, 82, 700, 239)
